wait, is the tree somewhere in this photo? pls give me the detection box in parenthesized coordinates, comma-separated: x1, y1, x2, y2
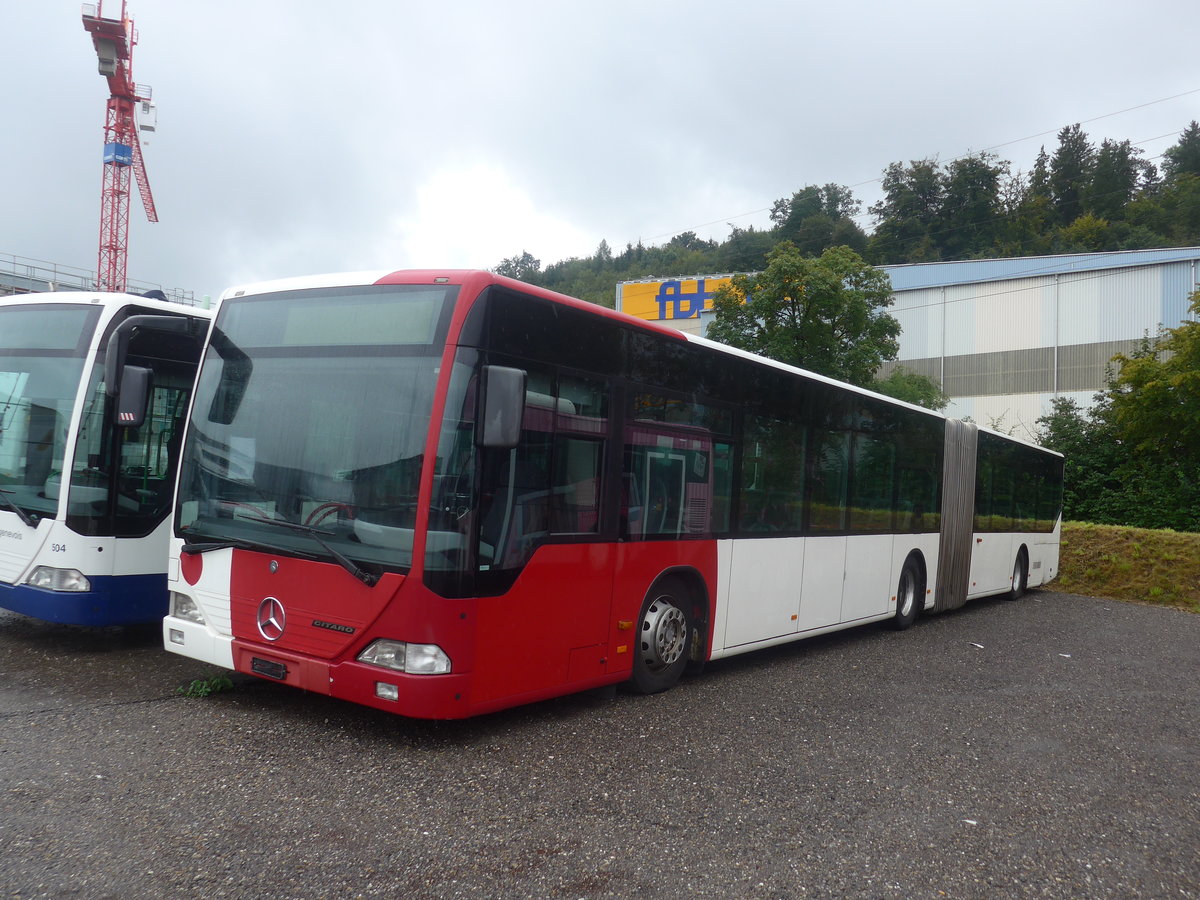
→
(774, 184, 866, 257)
(1057, 213, 1112, 252)
(1162, 120, 1200, 181)
(1029, 147, 1052, 199)
(1087, 139, 1149, 221)
(493, 251, 542, 283)
(715, 225, 775, 272)
(706, 242, 900, 386)
(1035, 396, 1124, 524)
(1049, 124, 1094, 226)
(1108, 291, 1200, 462)
(939, 152, 1006, 257)
(1035, 292, 1200, 532)
(872, 366, 949, 410)
(868, 159, 944, 263)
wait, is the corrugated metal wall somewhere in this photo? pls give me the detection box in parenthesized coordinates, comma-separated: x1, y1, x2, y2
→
(888, 257, 1199, 438)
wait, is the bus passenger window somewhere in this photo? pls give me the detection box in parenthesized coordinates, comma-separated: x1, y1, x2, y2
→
(738, 413, 805, 533)
(550, 438, 601, 533)
(807, 430, 850, 533)
(477, 368, 608, 571)
(849, 432, 895, 532)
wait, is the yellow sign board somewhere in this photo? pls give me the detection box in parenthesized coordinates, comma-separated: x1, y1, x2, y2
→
(618, 276, 735, 321)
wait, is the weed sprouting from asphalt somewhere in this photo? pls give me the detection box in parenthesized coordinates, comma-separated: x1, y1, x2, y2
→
(178, 674, 235, 698)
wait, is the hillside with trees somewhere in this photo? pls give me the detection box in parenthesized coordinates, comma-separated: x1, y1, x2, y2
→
(495, 120, 1200, 308)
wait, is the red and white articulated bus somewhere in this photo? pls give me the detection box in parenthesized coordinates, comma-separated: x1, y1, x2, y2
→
(163, 270, 1063, 719)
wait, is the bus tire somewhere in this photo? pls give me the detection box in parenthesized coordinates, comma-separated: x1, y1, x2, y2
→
(1007, 550, 1028, 601)
(889, 557, 921, 631)
(631, 578, 693, 694)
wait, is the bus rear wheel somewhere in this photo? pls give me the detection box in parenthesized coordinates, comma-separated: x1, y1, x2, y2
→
(889, 557, 921, 631)
(1007, 551, 1028, 601)
(631, 579, 693, 694)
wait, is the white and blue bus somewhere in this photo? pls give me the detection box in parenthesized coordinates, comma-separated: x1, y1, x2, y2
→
(0, 291, 210, 625)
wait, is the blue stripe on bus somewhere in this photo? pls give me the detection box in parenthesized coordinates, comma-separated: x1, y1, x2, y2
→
(0, 574, 168, 626)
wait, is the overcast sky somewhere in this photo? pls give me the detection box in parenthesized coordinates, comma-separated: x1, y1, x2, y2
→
(3, 0, 1198, 300)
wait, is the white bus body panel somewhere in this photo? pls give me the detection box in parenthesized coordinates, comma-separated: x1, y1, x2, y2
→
(968, 532, 1015, 598)
(1027, 520, 1062, 588)
(163, 539, 234, 669)
(711, 532, 941, 660)
(111, 517, 175, 575)
(801, 537, 846, 631)
(0, 512, 49, 585)
(720, 538, 805, 647)
(841, 534, 894, 621)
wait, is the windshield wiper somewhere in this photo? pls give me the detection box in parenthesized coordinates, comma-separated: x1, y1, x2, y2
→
(0, 489, 37, 528)
(180, 532, 305, 558)
(181, 538, 254, 554)
(253, 518, 380, 587)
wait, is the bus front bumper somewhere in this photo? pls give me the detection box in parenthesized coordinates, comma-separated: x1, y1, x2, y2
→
(163, 615, 235, 669)
(230, 638, 473, 719)
(0, 575, 167, 626)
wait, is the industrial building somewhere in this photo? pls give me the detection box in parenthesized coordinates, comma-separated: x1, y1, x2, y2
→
(616, 247, 1200, 440)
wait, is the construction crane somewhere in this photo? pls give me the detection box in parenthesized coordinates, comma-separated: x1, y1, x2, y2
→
(81, 1, 157, 293)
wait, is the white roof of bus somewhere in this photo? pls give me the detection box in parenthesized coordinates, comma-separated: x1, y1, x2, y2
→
(0, 290, 210, 317)
(219, 270, 394, 301)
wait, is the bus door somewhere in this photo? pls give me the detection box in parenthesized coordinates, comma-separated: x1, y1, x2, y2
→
(67, 322, 204, 539)
(615, 397, 722, 652)
(469, 368, 614, 699)
(968, 434, 1017, 597)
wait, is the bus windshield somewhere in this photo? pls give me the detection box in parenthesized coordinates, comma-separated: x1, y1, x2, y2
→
(0, 304, 100, 520)
(176, 285, 455, 575)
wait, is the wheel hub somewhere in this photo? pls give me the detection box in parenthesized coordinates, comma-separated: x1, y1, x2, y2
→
(898, 571, 916, 616)
(640, 598, 686, 670)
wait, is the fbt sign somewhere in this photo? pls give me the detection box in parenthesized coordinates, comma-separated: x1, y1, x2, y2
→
(616, 276, 735, 322)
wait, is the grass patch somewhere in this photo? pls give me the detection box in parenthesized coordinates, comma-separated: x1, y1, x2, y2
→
(177, 673, 235, 698)
(1057, 521, 1200, 613)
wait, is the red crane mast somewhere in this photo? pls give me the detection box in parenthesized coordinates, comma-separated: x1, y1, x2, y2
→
(81, 1, 157, 293)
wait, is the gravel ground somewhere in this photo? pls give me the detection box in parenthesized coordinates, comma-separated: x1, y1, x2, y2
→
(1, 590, 1197, 900)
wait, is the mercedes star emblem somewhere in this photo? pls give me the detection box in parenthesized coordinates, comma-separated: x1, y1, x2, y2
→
(256, 596, 286, 642)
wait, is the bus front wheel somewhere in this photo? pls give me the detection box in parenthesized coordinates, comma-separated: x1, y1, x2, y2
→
(631, 579, 692, 694)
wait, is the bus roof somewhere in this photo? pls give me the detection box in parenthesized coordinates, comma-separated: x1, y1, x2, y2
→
(0, 290, 210, 318)
(219, 269, 691, 342)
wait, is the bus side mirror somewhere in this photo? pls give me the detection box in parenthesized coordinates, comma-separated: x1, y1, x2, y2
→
(207, 328, 252, 425)
(115, 365, 153, 427)
(478, 365, 526, 448)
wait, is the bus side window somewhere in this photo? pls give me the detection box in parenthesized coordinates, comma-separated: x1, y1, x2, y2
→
(550, 437, 602, 533)
(738, 413, 805, 533)
(549, 374, 606, 535)
(807, 430, 850, 533)
(478, 369, 608, 569)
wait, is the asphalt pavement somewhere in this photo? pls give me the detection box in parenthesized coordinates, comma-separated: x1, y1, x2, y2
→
(1, 590, 1197, 899)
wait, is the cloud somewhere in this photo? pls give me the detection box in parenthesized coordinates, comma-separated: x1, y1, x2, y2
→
(378, 162, 596, 270)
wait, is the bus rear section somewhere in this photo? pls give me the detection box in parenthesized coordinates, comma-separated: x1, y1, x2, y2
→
(164, 270, 1062, 719)
(0, 293, 209, 625)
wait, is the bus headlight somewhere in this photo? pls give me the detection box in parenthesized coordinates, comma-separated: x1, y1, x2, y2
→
(26, 567, 91, 592)
(357, 639, 451, 675)
(170, 591, 206, 625)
